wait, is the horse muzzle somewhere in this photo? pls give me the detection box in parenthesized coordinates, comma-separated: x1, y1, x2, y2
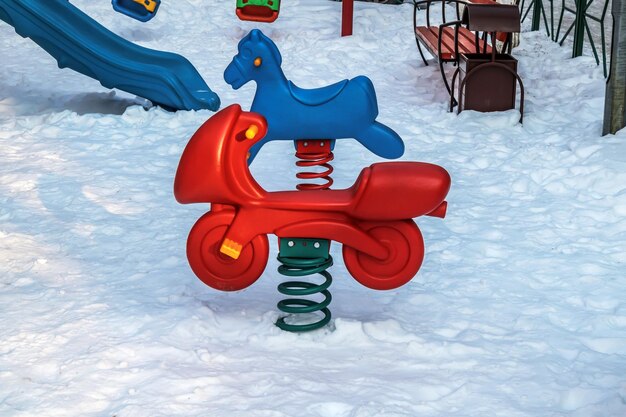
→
(223, 61, 245, 90)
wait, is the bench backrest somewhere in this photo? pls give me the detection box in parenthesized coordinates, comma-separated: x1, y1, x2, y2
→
(461, 3, 520, 32)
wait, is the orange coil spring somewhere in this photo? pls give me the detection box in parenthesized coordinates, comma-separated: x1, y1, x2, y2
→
(295, 140, 334, 191)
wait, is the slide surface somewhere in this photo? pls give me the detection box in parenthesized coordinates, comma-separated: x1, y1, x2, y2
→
(0, 0, 220, 111)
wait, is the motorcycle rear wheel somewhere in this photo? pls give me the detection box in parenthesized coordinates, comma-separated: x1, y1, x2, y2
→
(187, 210, 269, 291)
(342, 220, 424, 290)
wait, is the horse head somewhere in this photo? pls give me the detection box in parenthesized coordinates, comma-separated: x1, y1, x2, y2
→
(224, 29, 284, 90)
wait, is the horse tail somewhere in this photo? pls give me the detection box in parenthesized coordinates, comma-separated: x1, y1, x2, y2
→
(356, 121, 405, 159)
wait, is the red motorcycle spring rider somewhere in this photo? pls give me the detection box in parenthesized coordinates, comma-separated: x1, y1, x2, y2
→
(175, 105, 451, 326)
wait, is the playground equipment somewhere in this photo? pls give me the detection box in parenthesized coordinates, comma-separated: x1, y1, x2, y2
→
(0, 0, 219, 112)
(176, 29, 450, 332)
(112, 0, 161, 22)
(224, 29, 404, 162)
(236, 0, 280, 22)
(174, 104, 451, 330)
(234, 0, 353, 36)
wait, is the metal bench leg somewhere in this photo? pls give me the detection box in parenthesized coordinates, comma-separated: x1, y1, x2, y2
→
(413, 2, 429, 66)
(415, 38, 429, 66)
(439, 60, 457, 107)
(450, 67, 461, 112)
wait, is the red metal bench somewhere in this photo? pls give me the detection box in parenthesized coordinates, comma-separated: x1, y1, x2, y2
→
(413, 0, 513, 102)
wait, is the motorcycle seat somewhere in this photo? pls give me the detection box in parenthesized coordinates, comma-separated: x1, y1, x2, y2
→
(264, 162, 449, 220)
(350, 162, 451, 220)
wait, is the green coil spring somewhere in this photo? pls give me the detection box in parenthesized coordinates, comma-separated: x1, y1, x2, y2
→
(275, 238, 333, 332)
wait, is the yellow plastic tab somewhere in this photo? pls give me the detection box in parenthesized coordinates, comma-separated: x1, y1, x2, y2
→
(133, 0, 157, 12)
(220, 239, 243, 259)
(245, 124, 259, 140)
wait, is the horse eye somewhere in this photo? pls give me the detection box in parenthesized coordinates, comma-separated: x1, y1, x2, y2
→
(241, 48, 253, 59)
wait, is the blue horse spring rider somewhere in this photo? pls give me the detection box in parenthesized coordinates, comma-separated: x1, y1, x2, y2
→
(223, 29, 405, 162)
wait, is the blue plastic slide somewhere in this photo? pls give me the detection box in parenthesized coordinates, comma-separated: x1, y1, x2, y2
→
(0, 0, 220, 111)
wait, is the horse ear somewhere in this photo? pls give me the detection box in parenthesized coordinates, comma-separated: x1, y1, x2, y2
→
(249, 29, 261, 41)
(255, 30, 282, 66)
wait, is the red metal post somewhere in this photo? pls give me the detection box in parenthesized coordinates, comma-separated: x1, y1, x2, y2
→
(341, 0, 354, 36)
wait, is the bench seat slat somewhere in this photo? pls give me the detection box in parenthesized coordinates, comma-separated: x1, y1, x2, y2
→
(415, 25, 492, 61)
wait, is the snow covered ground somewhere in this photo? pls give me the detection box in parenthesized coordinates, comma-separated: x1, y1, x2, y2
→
(1, 1, 626, 416)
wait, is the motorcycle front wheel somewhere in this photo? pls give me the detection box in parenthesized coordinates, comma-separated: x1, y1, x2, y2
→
(342, 220, 424, 290)
(186, 210, 269, 291)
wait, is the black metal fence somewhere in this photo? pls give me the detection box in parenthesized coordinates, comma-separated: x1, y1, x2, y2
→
(520, 0, 611, 75)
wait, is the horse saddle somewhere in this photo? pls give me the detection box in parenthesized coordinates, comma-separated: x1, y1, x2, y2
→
(287, 79, 349, 106)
